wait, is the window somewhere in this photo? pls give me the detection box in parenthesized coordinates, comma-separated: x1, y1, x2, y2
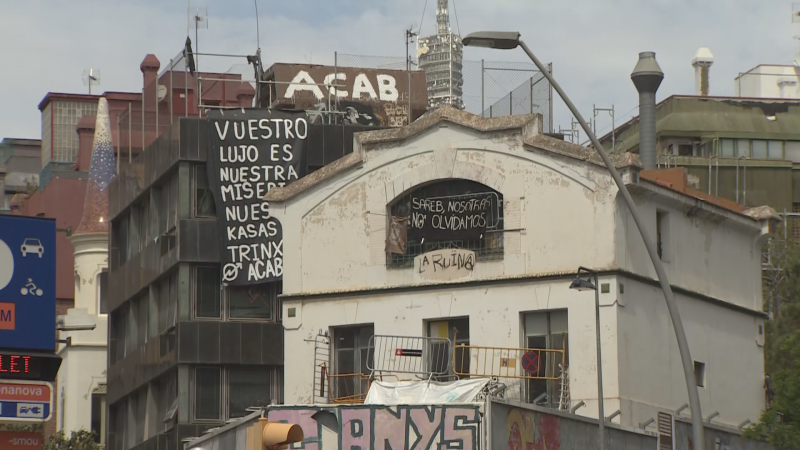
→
(195, 165, 216, 218)
(656, 210, 669, 261)
(332, 325, 374, 401)
(677, 144, 693, 156)
(194, 368, 221, 420)
(694, 361, 706, 388)
(719, 139, 735, 157)
(785, 141, 800, 162)
(428, 318, 469, 379)
(229, 367, 272, 418)
(794, 203, 800, 243)
(736, 139, 750, 157)
(229, 283, 278, 320)
(158, 274, 177, 333)
(752, 140, 768, 159)
(195, 267, 221, 318)
(387, 179, 504, 268)
(523, 310, 568, 407)
(97, 270, 108, 315)
(768, 140, 784, 159)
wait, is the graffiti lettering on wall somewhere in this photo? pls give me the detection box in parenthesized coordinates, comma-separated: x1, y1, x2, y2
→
(206, 109, 308, 285)
(267, 404, 481, 450)
(415, 249, 475, 281)
(507, 407, 561, 450)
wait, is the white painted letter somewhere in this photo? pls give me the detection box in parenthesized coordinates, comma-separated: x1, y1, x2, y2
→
(284, 70, 324, 100)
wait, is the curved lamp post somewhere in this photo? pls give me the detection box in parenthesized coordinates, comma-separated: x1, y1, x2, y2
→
(461, 31, 705, 449)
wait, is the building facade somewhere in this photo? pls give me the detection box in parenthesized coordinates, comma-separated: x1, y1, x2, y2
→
(735, 64, 800, 99)
(265, 107, 774, 429)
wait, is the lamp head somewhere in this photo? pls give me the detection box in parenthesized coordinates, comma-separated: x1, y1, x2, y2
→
(569, 278, 596, 291)
(462, 31, 521, 50)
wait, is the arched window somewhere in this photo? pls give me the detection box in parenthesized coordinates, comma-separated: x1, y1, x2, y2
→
(386, 179, 504, 268)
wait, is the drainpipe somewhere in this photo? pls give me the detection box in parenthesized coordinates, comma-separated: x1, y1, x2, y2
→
(631, 52, 664, 170)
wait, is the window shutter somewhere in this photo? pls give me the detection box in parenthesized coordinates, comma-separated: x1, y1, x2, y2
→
(658, 412, 674, 450)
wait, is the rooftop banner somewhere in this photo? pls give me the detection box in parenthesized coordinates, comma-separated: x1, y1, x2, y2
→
(206, 109, 308, 285)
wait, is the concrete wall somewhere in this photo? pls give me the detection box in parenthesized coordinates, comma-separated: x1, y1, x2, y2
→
(615, 279, 765, 428)
(491, 399, 773, 450)
(617, 185, 764, 311)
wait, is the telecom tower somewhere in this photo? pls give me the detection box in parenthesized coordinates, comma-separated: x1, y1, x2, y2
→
(417, 0, 464, 110)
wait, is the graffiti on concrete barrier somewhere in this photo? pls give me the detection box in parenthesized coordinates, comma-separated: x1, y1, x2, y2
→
(507, 407, 561, 450)
(267, 404, 481, 450)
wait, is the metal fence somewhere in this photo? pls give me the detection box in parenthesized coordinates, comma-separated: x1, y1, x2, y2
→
(367, 334, 453, 378)
(335, 53, 553, 131)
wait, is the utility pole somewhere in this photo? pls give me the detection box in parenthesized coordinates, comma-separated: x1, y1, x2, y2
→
(405, 28, 418, 126)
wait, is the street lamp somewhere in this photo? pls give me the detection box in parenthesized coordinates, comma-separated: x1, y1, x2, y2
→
(462, 31, 706, 449)
(569, 267, 605, 450)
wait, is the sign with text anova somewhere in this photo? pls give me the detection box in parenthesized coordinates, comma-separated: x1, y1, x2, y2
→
(0, 216, 56, 352)
(206, 109, 308, 285)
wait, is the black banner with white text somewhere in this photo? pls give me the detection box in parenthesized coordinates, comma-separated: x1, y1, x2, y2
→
(206, 109, 308, 285)
(408, 194, 494, 241)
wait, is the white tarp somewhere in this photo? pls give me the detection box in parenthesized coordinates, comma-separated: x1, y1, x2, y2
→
(364, 378, 491, 405)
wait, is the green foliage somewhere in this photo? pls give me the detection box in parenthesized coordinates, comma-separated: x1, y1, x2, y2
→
(42, 430, 99, 450)
(744, 236, 800, 448)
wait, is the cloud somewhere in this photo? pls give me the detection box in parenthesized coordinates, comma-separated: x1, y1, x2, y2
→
(1, 0, 796, 142)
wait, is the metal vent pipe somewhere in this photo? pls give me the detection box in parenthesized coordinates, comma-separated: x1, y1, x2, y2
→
(631, 52, 664, 170)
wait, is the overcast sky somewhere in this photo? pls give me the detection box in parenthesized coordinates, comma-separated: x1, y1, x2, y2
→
(1, 0, 797, 142)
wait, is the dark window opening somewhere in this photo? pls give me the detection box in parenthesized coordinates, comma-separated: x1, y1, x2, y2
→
(195, 266, 221, 319)
(195, 165, 217, 218)
(694, 361, 706, 388)
(332, 325, 374, 401)
(678, 144, 693, 156)
(194, 367, 221, 421)
(228, 283, 279, 320)
(229, 367, 272, 418)
(656, 210, 668, 261)
(90, 393, 105, 444)
(98, 270, 109, 315)
(523, 310, 569, 407)
(387, 179, 504, 268)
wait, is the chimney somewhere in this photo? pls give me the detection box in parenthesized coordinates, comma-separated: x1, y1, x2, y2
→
(140, 54, 161, 113)
(75, 114, 96, 171)
(692, 48, 714, 96)
(631, 52, 664, 171)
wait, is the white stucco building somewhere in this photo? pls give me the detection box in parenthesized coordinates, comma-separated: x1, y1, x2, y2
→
(58, 232, 108, 440)
(735, 64, 800, 98)
(265, 107, 776, 429)
(56, 97, 112, 445)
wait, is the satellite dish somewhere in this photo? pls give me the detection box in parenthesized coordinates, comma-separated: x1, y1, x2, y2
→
(82, 69, 101, 95)
(156, 85, 168, 102)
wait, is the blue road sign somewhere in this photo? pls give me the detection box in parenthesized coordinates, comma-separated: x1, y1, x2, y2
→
(0, 380, 53, 422)
(0, 402, 51, 421)
(0, 216, 56, 352)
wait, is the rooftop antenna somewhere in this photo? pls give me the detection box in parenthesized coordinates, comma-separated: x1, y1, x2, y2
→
(250, 0, 265, 107)
(193, 7, 208, 73)
(82, 69, 101, 95)
(792, 3, 800, 66)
